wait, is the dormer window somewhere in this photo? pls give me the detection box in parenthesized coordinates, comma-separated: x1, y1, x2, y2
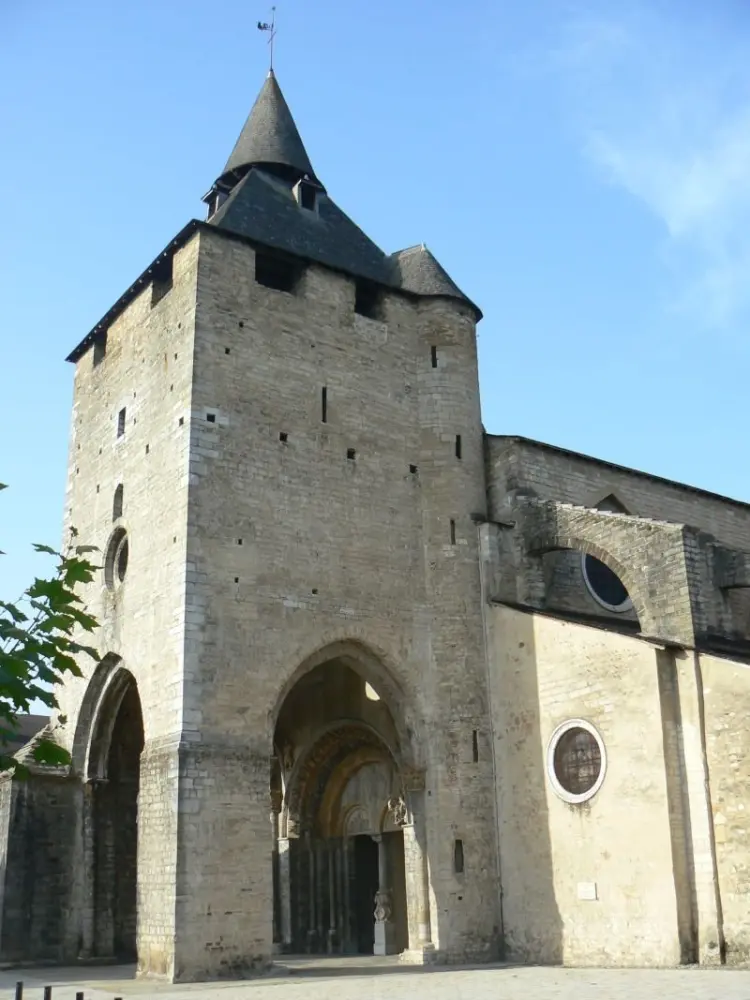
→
(204, 186, 230, 220)
(293, 178, 319, 213)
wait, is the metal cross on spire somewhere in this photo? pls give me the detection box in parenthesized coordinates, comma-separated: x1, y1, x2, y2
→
(257, 6, 277, 71)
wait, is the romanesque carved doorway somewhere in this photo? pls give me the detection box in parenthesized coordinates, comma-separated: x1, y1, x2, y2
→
(272, 656, 411, 956)
(87, 670, 144, 960)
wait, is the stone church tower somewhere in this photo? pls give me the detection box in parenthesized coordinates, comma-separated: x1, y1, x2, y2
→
(0, 71, 501, 981)
(3, 68, 750, 982)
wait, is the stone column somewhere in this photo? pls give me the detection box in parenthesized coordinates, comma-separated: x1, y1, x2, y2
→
(270, 790, 282, 953)
(327, 841, 337, 953)
(277, 838, 292, 949)
(79, 779, 98, 959)
(402, 771, 434, 959)
(373, 834, 398, 955)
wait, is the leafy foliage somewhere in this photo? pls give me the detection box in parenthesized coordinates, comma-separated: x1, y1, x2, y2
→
(0, 483, 100, 774)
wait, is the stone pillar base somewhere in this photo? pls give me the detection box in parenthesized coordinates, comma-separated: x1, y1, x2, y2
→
(374, 920, 399, 956)
(399, 943, 437, 965)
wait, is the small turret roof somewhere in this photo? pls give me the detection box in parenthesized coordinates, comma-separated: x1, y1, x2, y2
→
(221, 69, 318, 184)
(388, 244, 476, 308)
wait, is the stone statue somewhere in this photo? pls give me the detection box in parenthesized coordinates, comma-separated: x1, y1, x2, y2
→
(387, 795, 407, 826)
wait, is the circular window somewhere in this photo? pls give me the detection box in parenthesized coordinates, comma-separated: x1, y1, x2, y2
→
(547, 719, 606, 804)
(105, 527, 129, 590)
(581, 553, 632, 613)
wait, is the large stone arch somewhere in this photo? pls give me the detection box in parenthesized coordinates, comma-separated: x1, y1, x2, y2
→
(270, 637, 425, 770)
(70, 652, 124, 777)
(531, 532, 648, 630)
(513, 497, 695, 643)
(84, 661, 141, 782)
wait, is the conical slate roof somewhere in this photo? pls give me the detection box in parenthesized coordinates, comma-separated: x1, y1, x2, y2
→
(389, 245, 478, 313)
(221, 69, 318, 184)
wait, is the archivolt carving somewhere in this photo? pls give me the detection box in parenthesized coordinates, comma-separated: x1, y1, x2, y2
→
(284, 722, 399, 838)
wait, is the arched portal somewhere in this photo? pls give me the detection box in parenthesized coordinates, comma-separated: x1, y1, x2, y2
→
(273, 655, 412, 956)
(86, 667, 144, 960)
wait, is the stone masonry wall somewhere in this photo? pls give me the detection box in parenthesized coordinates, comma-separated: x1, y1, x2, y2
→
(700, 652, 750, 964)
(0, 774, 78, 962)
(167, 228, 500, 977)
(486, 604, 683, 966)
(50, 235, 200, 975)
(487, 437, 750, 633)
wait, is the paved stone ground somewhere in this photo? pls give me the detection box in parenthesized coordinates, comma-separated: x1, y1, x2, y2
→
(2, 958, 750, 1000)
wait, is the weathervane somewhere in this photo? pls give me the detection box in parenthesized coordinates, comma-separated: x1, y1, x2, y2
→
(257, 6, 277, 71)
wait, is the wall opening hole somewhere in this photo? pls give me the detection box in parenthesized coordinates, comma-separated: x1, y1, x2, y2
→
(178, 416, 184, 426)
(347, 448, 356, 461)
(409, 464, 418, 474)
(450, 519, 456, 545)
(151, 255, 174, 307)
(312, 588, 318, 595)
(455, 434, 462, 460)
(93, 331, 108, 367)
(472, 729, 479, 763)
(453, 839, 465, 874)
(237, 539, 243, 545)
(255, 252, 303, 293)
(321, 386, 328, 423)
(225, 347, 231, 354)
(206, 413, 216, 423)
(117, 407, 126, 438)
(145, 444, 150, 454)
(279, 432, 288, 442)
(431, 345, 437, 368)
(354, 280, 383, 320)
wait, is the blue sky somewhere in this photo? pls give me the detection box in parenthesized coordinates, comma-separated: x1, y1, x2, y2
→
(2, 0, 750, 604)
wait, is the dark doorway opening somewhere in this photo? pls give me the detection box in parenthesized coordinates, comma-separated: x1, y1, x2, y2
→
(93, 677, 144, 959)
(352, 835, 379, 954)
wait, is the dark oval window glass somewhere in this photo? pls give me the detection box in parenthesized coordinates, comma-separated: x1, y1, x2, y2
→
(116, 537, 129, 582)
(105, 527, 129, 589)
(583, 554, 629, 610)
(553, 727, 602, 796)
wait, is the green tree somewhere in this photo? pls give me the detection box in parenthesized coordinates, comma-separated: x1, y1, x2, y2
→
(0, 483, 100, 773)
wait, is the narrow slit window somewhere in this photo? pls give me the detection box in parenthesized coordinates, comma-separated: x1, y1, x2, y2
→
(431, 345, 437, 368)
(347, 448, 356, 461)
(455, 434, 462, 460)
(117, 407, 126, 438)
(450, 519, 456, 545)
(454, 839, 465, 874)
(472, 729, 479, 763)
(112, 484, 124, 521)
(321, 386, 328, 423)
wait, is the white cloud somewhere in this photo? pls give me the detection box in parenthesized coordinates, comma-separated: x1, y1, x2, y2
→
(552, 4, 750, 326)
